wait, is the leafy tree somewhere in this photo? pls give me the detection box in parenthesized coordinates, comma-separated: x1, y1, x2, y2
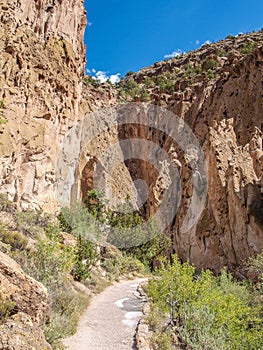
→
(146, 256, 263, 350)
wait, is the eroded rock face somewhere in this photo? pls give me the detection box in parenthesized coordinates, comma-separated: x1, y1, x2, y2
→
(0, 251, 50, 324)
(0, 0, 89, 211)
(123, 34, 263, 272)
(0, 312, 52, 350)
(0, 0, 262, 274)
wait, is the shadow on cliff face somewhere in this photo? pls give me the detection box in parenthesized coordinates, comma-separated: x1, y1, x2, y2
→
(249, 190, 263, 227)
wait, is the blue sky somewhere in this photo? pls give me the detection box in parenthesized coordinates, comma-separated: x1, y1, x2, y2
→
(84, 0, 263, 82)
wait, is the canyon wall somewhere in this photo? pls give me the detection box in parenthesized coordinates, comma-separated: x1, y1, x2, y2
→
(0, 0, 90, 211)
(0, 0, 262, 273)
(122, 34, 263, 272)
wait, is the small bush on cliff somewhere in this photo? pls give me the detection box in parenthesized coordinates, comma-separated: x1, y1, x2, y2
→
(0, 194, 14, 212)
(0, 230, 28, 251)
(83, 75, 99, 87)
(0, 298, 16, 324)
(239, 42, 257, 55)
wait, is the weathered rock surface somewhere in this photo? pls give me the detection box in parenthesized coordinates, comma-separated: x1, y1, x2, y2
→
(0, 0, 89, 211)
(0, 251, 50, 323)
(117, 32, 263, 272)
(0, 0, 262, 276)
(0, 312, 52, 350)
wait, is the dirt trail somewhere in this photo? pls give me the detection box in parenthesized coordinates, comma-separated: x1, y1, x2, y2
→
(63, 278, 147, 350)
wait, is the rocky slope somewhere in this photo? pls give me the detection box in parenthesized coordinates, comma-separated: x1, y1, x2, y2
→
(0, 1, 262, 273)
(0, 251, 51, 349)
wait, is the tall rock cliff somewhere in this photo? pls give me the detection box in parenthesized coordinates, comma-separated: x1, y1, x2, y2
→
(0, 0, 89, 211)
(115, 32, 263, 272)
(0, 0, 262, 273)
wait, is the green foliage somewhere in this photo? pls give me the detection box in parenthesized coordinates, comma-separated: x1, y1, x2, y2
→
(101, 252, 145, 281)
(12, 218, 90, 347)
(146, 256, 263, 350)
(204, 58, 218, 70)
(58, 202, 105, 244)
(144, 77, 155, 89)
(14, 227, 75, 287)
(124, 78, 140, 98)
(218, 48, 227, 57)
(15, 210, 54, 238)
(83, 75, 99, 87)
(239, 42, 256, 55)
(245, 251, 263, 288)
(107, 203, 170, 269)
(0, 230, 28, 251)
(206, 69, 215, 79)
(43, 286, 90, 346)
(150, 330, 171, 350)
(73, 235, 98, 281)
(226, 34, 235, 39)
(83, 189, 105, 222)
(0, 298, 16, 324)
(125, 71, 134, 77)
(140, 88, 151, 102)
(0, 194, 14, 212)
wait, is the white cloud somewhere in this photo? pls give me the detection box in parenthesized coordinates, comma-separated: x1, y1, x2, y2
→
(88, 70, 121, 84)
(195, 40, 200, 45)
(164, 49, 184, 59)
(87, 22, 93, 27)
(109, 73, 121, 84)
(95, 70, 108, 83)
(201, 40, 211, 46)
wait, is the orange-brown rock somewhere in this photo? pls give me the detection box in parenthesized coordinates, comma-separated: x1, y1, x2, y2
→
(0, 251, 50, 324)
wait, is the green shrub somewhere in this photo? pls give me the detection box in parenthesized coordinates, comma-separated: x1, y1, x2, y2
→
(0, 230, 28, 251)
(58, 202, 105, 245)
(146, 305, 164, 331)
(15, 210, 54, 238)
(0, 298, 16, 323)
(239, 42, 256, 55)
(83, 75, 99, 87)
(155, 75, 167, 92)
(0, 194, 13, 212)
(43, 287, 90, 346)
(226, 34, 235, 39)
(83, 189, 106, 222)
(140, 88, 150, 102)
(73, 235, 98, 281)
(206, 69, 215, 79)
(218, 48, 227, 57)
(164, 80, 175, 94)
(120, 78, 140, 99)
(144, 77, 155, 89)
(150, 331, 171, 350)
(107, 203, 170, 269)
(126, 71, 134, 77)
(146, 256, 263, 350)
(204, 58, 218, 70)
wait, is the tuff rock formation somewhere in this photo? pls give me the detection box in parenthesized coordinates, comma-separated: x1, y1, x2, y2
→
(0, 312, 52, 350)
(0, 251, 50, 349)
(0, 0, 89, 211)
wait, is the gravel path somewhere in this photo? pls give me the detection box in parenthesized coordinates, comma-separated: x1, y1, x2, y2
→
(63, 278, 147, 350)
